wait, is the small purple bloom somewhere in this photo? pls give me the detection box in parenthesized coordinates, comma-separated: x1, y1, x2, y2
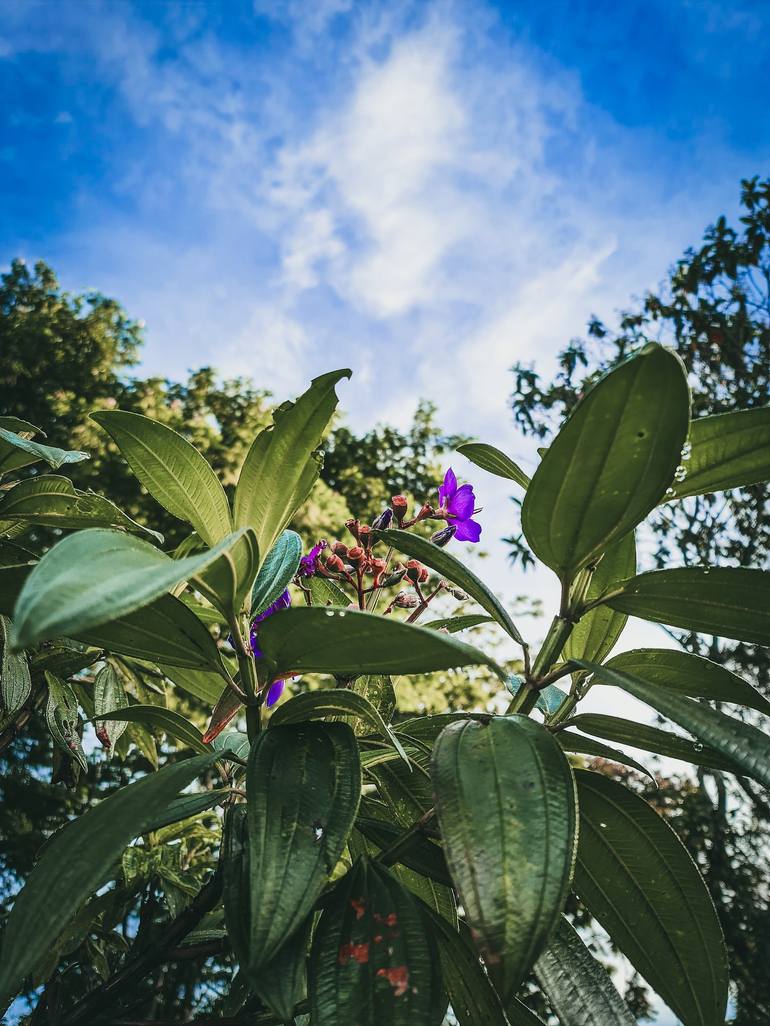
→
(249, 589, 291, 659)
(265, 679, 286, 707)
(299, 540, 326, 577)
(437, 468, 481, 543)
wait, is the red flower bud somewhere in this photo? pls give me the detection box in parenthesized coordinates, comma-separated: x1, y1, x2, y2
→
(391, 495, 408, 525)
(405, 559, 424, 584)
(345, 518, 361, 541)
(359, 525, 372, 548)
(325, 553, 346, 572)
(347, 546, 365, 565)
(332, 541, 349, 557)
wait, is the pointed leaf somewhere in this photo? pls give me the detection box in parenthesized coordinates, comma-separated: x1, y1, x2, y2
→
(202, 685, 243, 744)
(0, 753, 217, 1005)
(234, 370, 350, 558)
(431, 716, 577, 1000)
(534, 917, 637, 1026)
(257, 606, 505, 681)
(667, 406, 770, 499)
(564, 531, 636, 665)
(92, 704, 209, 754)
(160, 663, 224, 705)
(424, 614, 494, 633)
(12, 527, 249, 650)
(143, 788, 228, 834)
(573, 770, 727, 1026)
(222, 805, 251, 967)
(91, 410, 232, 546)
(605, 647, 770, 717)
(0, 426, 89, 475)
(250, 530, 302, 616)
(556, 729, 656, 784)
(456, 441, 530, 489)
(308, 574, 351, 607)
(255, 915, 312, 1021)
(378, 528, 523, 644)
(246, 722, 361, 971)
(521, 344, 689, 578)
(309, 856, 440, 1026)
(93, 663, 129, 749)
(603, 567, 770, 645)
(193, 527, 260, 617)
(1, 615, 31, 717)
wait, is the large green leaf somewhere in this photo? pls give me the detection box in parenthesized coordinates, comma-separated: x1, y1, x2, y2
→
(580, 660, 770, 791)
(456, 441, 530, 489)
(246, 722, 361, 971)
(1, 614, 31, 718)
(234, 369, 350, 558)
(12, 527, 249, 651)
(521, 344, 689, 579)
(426, 911, 510, 1026)
(255, 915, 312, 1021)
(258, 606, 505, 682)
(309, 856, 441, 1026)
(91, 410, 232, 546)
(603, 567, 770, 645)
(0, 753, 216, 1005)
(269, 688, 408, 764)
(534, 917, 637, 1026)
(378, 528, 523, 644)
(667, 405, 770, 499)
(563, 531, 636, 665)
(0, 426, 89, 475)
(569, 714, 744, 775)
(78, 593, 224, 672)
(250, 530, 302, 616)
(0, 475, 162, 542)
(93, 704, 209, 754)
(605, 647, 770, 717)
(431, 716, 577, 1000)
(193, 526, 260, 618)
(574, 770, 727, 1026)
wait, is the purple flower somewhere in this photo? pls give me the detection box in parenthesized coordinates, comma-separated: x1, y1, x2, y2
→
(299, 540, 326, 577)
(437, 468, 482, 543)
(249, 589, 293, 707)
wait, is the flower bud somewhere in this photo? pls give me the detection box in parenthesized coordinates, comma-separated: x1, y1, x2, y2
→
(405, 559, 425, 584)
(368, 557, 387, 585)
(332, 541, 349, 557)
(359, 525, 372, 548)
(447, 585, 468, 600)
(380, 568, 406, 587)
(324, 553, 346, 572)
(347, 546, 365, 566)
(431, 525, 457, 548)
(371, 507, 393, 531)
(394, 590, 419, 608)
(345, 518, 361, 541)
(391, 495, 408, 524)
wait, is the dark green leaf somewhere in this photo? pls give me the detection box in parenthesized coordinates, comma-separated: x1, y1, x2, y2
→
(603, 567, 770, 645)
(258, 606, 505, 681)
(12, 527, 249, 651)
(667, 406, 770, 499)
(564, 531, 636, 665)
(605, 647, 770, 717)
(143, 788, 227, 834)
(234, 369, 350, 559)
(44, 671, 87, 772)
(432, 716, 577, 1000)
(309, 856, 440, 1026)
(355, 818, 452, 887)
(251, 530, 302, 616)
(556, 729, 656, 784)
(193, 526, 260, 618)
(0, 426, 89, 475)
(93, 662, 129, 749)
(378, 528, 523, 644)
(456, 441, 530, 489)
(222, 805, 251, 967)
(1, 615, 31, 717)
(246, 722, 361, 972)
(254, 915, 312, 1021)
(0, 753, 217, 1005)
(91, 410, 232, 547)
(426, 911, 510, 1026)
(308, 574, 351, 607)
(521, 344, 689, 579)
(573, 770, 727, 1026)
(93, 704, 209, 754)
(534, 917, 637, 1026)
(424, 614, 494, 633)
(349, 675, 396, 730)
(159, 663, 224, 705)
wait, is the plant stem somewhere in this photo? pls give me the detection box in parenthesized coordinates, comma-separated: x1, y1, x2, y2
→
(377, 808, 437, 867)
(508, 614, 575, 716)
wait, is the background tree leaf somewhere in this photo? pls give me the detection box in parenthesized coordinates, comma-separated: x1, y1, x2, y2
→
(0, 426, 89, 475)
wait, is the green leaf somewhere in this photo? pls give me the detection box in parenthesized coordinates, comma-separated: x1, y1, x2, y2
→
(91, 410, 232, 546)
(78, 593, 224, 672)
(142, 788, 227, 834)
(369, 755, 433, 827)
(580, 660, 770, 791)
(257, 606, 505, 682)
(160, 663, 224, 705)
(269, 688, 408, 764)
(250, 530, 302, 616)
(0, 475, 162, 542)
(456, 441, 530, 489)
(605, 647, 770, 717)
(246, 722, 361, 972)
(424, 613, 494, 633)
(12, 527, 249, 651)
(350, 675, 396, 730)
(355, 819, 452, 886)
(254, 915, 312, 1021)
(93, 663, 129, 749)
(1, 615, 31, 717)
(309, 856, 441, 1026)
(603, 567, 770, 646)
(92, 704, 209, 754)
(308, 574, 351, 607)
(667, 405, 770, 499)
(44, 671, 87, 772)
(568, 714, 744, 774)
(534, 917, 637, 1026)
(556, 729, 656, 784)
(234, 369, 350, 558)
(521, 344, 689, 579)
(222, 805, 251, 967)
(378, 528, 524, 645)
(193, 526, 260, 618)
(0, 753, 217, 1005)
(0, 426, 89, 475)
(394, 712, 489, 748)
(431, 716, 577, 1000)
(563, 531, 636, 665)
(573, 770, 727, 1026)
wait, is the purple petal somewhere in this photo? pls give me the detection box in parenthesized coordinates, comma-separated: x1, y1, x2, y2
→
(438, 467, 457, 508)
(299, 540, 326, 577)
(249, 629, 264, 659)
(253, 588, 292, 624)
(453, 518, 482, 543)
(265, 679, 285, 707)
(447, 483, 475, 521)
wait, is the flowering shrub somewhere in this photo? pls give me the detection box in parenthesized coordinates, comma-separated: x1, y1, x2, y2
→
(1, 347, 769, 1025)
